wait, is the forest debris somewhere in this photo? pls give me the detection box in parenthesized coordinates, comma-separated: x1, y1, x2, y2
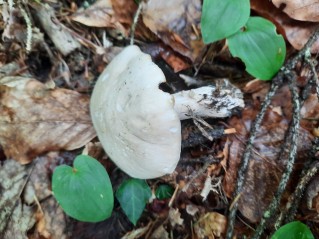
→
(31, 3, 80, 55)
(121, 222, 151, 239)
(272, 0, 319, 22)
(110, 0, 156, 40)
(142, 0, 205, 62)
(224, 83, 314, 223)
(36, 197, 69, 239)
(72, 0, 125, 32)
(168, 208, 184, 227)
(0, 160, 35, 238)
(150, 225, 169, 239)
(251, 0, 319, 53)
(3, 201, 35, 239)
(0, 76, 96, 164)
(194, 212, 227, 239)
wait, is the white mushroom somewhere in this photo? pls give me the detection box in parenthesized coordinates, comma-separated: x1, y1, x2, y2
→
(90, 45, 244, 179)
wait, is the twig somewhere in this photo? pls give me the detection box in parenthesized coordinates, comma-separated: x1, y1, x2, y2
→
(130, 1, 143, 45)
(304, 57, 319, 101)
(225, 79, 281, 239)
(18, 1, 32, 53)
(225, 27, 319, 239)
(252, 74, 300, 239)
(275, 160, 319, 228)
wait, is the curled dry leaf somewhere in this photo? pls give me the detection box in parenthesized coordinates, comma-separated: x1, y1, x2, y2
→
(0, 76, 96, 164)
(251, 0, 319, 53)
(142, 0, 205, 62)
(224, 82, 314, 223)
(272, 0, 319, 22)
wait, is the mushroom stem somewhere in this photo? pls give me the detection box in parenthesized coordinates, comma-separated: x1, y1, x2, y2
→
(172, 79, 244, 120)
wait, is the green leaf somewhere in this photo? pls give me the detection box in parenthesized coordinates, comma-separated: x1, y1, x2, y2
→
(155, 184, 174, 200)
(271, 221, 314, 239)
(52, 155, 113, 222)
(201, 0, 250, 43)
(227, 17, 286, 80)
(116, 179, 151, 225)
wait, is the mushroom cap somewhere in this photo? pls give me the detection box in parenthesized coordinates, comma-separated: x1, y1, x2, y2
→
(90, 45, 181, 179)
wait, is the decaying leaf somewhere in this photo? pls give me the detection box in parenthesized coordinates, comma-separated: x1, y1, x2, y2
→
(3, 201, 35, 239)
(150, 225, 169, 239)
(272, 0, 319, 22)
(194, 212, 227, 239)
(72, 0, 125, 32)
(31, 3, 81, 56)
(224, 82, 314, 223)
(0, 160, 36, 238)
(142, 0, 205, 62)
(169, 208, 184, 227)
(0, 76, 96, 164)
(110, 0, 156, 40)
(251, 0, 319, 53)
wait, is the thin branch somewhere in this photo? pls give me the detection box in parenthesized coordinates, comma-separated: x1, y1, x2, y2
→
(225, 27, 319, 239)
(304, 57, 319, 101)
(276, 160, 319, 228)
(252, 74, 301, 239)
(130, 1, 143, 45)
(225, 78, 281, 239)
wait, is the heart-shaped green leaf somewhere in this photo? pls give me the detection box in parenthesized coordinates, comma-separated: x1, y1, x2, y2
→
(201, 0, 250, 43)
(52, 155, 114, 222)
(116, 179, 151, 225)
(271, 221, 314, 239)
(227, 17, 286, 80)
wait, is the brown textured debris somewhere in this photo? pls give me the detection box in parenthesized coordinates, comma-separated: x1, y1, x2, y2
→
(0, 76, 96, 164)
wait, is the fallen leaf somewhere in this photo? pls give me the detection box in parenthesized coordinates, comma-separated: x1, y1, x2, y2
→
(224, 82, 314, 223)
(31, 3, 81, 56)
(272, 0, 319, 22)
(142, 0, 205, 62)
(194, 212, 227, 239)
(3, 201, 35, 239)
(150, 225, 169, 239)
(251, 0, 319, 53)
(0, 160, 36, 238)
(110, 0, 156, 40)
(72, 0, 126, 33)
(169, 208, 184, 227)
(0, 76, 96, 164)
(37, 197, 70, 239)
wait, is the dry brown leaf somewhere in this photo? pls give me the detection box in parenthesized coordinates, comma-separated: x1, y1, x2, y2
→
(0, 160, 36, 238)
(224, 82, 314, 223)
(142, 0, 205, 62)
(272, 0, 319, 22)
(194, 212, 227, 239)
(72, 0, 126, 33)
(0, 76, 96, 164)
(251, 0, 319, 53)
(110, 0, 156, 40)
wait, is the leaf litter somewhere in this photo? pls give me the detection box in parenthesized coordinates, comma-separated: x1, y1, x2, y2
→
(1, 0, 319, 238)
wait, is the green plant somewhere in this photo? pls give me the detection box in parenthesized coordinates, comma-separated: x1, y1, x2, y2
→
(52, 155, 153, 225)
(271, 221, 314, 239)
(155, 184, 174, 200)
(116, 178, 151, 225)
(52, 155, 114, 222)
(201, 0, 286, 80)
